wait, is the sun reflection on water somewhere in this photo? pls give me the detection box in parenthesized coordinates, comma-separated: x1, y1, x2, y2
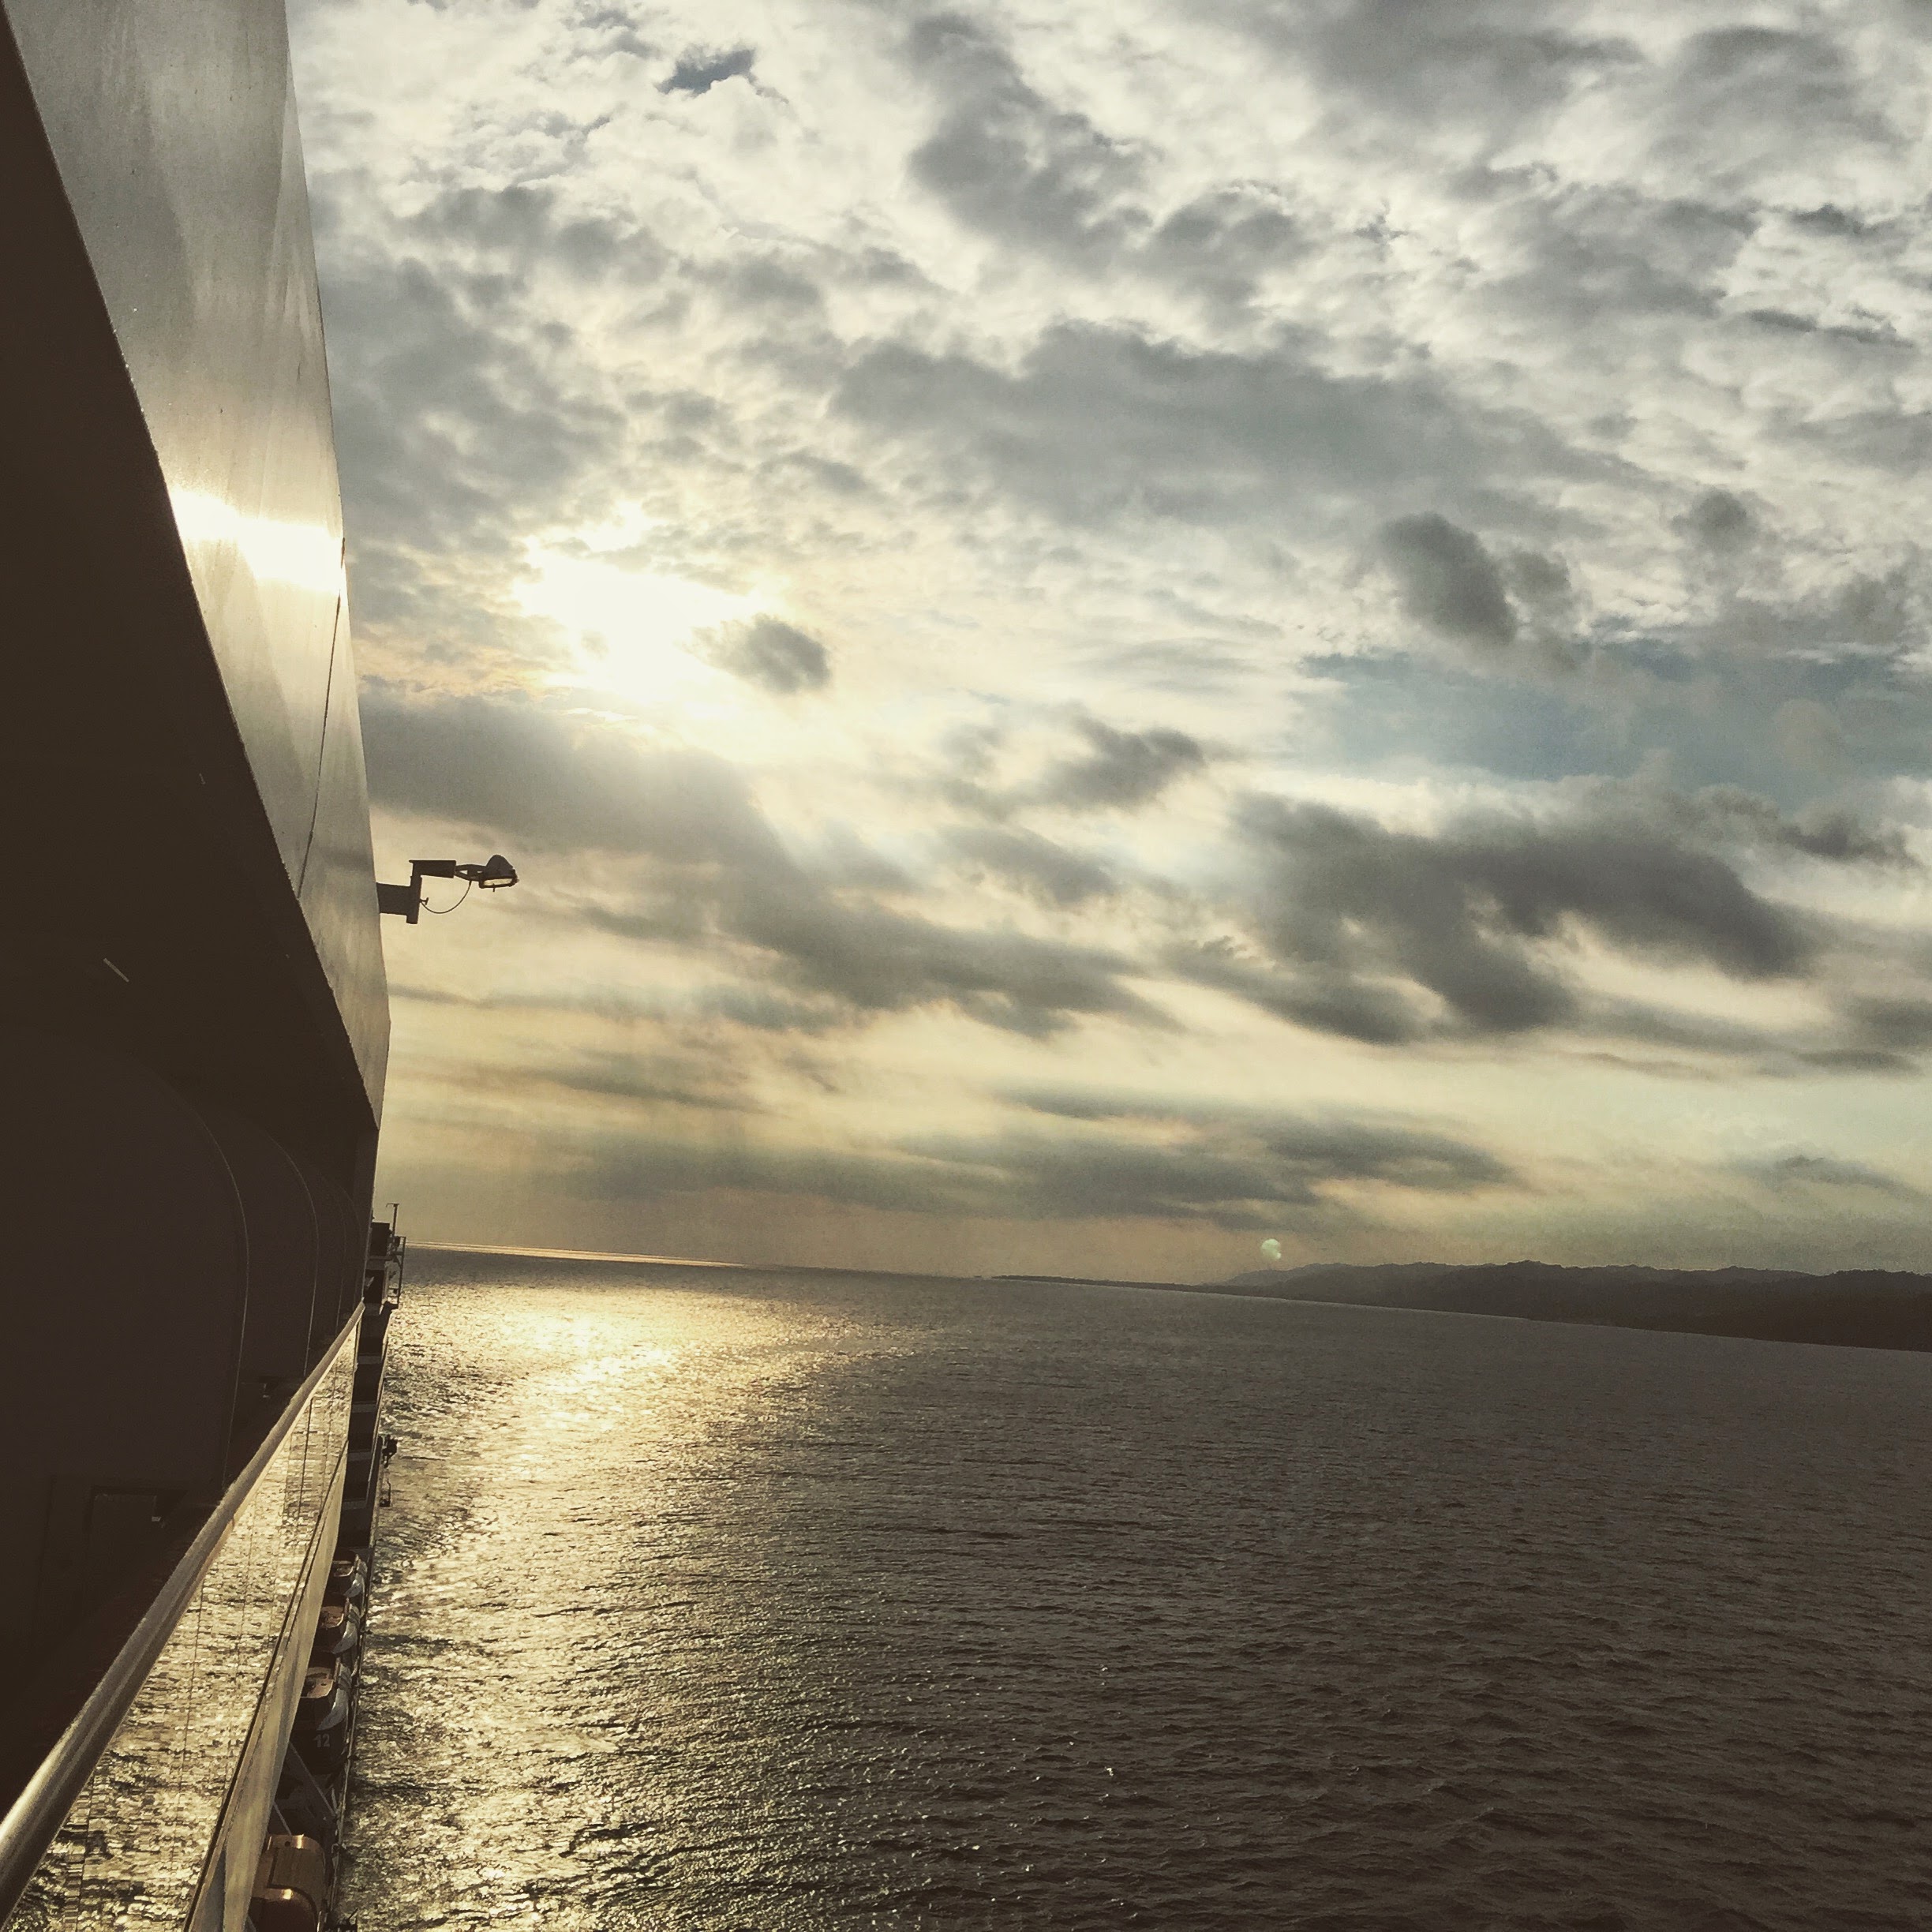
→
(343, 1269, 843, 1928)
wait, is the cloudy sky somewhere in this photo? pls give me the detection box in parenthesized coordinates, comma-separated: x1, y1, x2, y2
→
(289, 0, 1932, 1279)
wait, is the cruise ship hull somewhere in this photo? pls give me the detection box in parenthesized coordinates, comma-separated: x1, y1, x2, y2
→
(0, 3, 397, 1925)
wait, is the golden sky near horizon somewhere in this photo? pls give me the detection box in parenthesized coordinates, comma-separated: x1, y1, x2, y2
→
(290, 0, 1932, 1278)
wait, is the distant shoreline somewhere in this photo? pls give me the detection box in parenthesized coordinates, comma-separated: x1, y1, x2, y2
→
(1196, 1260, 1932, 1354)
(413, 1248, 1932, 1354)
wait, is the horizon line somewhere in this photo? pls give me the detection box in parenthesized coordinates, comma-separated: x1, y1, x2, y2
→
(414, 1240, 747, 1268)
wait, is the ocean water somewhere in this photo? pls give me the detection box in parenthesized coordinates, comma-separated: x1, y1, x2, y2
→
(339, 1252, 1932, 1930)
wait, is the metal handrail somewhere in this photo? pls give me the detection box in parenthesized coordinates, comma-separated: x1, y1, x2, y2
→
(0, 1309, 363, 1923)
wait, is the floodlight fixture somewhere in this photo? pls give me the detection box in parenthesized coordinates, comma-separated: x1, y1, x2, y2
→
(377, 854, 520, 924)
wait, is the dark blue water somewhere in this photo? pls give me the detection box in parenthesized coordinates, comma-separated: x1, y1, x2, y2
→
(340, 1252, 1932, 1929)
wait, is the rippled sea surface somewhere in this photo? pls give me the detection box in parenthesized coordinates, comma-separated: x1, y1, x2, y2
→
(339, 1251, 1932, 1930)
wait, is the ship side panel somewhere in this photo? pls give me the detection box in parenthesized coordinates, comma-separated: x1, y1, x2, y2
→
(302, 596, 391, 1112)
(0, 0, 393, 1813)
(2, 0, 388, 1112)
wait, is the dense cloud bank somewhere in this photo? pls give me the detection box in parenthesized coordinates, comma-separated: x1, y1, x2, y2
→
(564, 1100, 1512, 1232)
(1204, 793, 1813, 1043)
(368, 686, 1932, 1084)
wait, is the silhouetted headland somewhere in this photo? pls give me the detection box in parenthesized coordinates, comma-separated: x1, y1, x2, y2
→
(1205, 1260, 1932, 1351)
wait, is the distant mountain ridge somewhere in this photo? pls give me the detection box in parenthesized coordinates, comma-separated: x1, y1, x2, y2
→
(1212, 1260, 1932, 1351)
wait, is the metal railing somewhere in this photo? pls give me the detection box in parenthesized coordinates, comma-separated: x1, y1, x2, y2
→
(0, 1312, 361, 1924)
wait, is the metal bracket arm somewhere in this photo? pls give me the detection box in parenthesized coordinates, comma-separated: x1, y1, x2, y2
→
(375, 856, 515, 924)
